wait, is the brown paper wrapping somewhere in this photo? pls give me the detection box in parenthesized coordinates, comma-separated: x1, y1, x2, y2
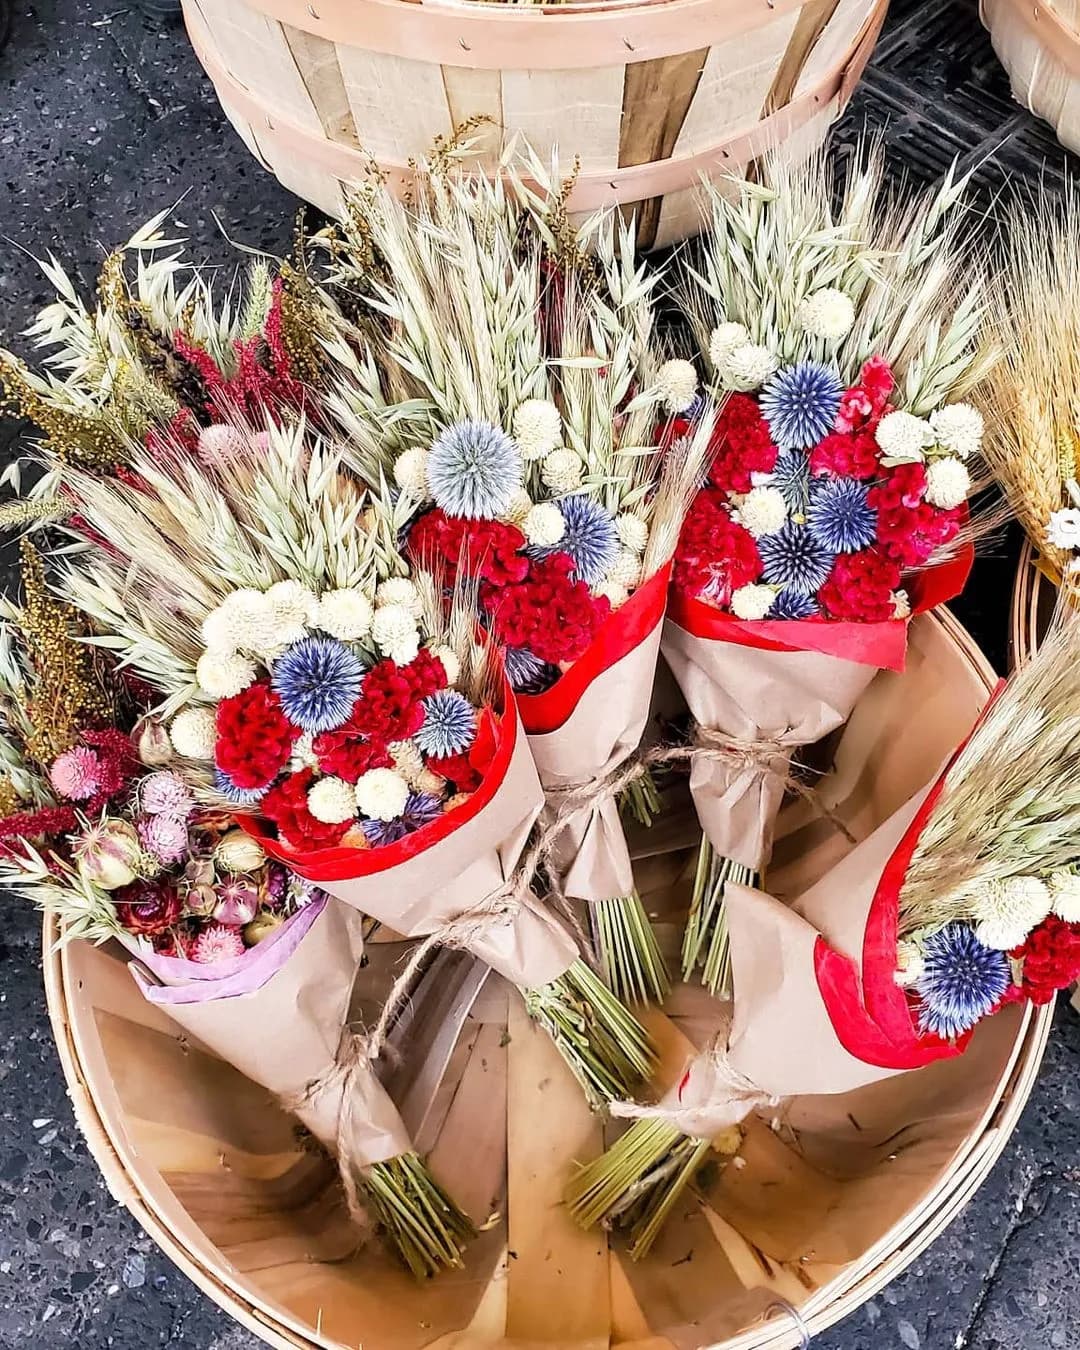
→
(317, 717, 578, 990)
(131, 897, 412, 1168)
(661, 619, 878, 870)
(527, 624, 664, 904)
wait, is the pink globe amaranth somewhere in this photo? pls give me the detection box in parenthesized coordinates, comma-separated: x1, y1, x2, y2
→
(196, 423, 247, 465)
(137, 814, 190, 865)
(49, 746, 102, 801)
(139, 770, 194, 820)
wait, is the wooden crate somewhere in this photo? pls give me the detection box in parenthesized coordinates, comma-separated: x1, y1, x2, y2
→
(982, 0, 1080, 152)
(179, 0, 887, 248)
(43, 608, 1054, 1349)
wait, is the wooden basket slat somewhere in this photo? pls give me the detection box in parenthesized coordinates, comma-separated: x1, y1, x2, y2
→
(794, 0, 873, 96)
(984, 0, 1080, 152)
(334, 47, 455, 164)
(501, 65, 627, 172)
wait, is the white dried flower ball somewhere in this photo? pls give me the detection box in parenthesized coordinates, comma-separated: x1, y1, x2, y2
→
(656, 358, 698, 414)
(502, 489, 534, 525)
(875, 410, 932, 464)
(596, 580, 629, 609)
(371, 604, 420, 664)
(393, 447, 431, 498)
(307, 776, 358, 824)
(427, 644, 461, 685)
(217, 588, 284, 659)
(717, 343, 778, 392)
(512, 399, 563, 460)
(196, 649, 257, 700)
(730, 583, 776, 621)
(415, 767, 447, 799)
(929, 403, 984, 459)
(196, 423, 247, 465)
(169, 707, 216, 760)
(522, 502, 566, 548)
(316, 588, 374, 642)
(708, 322, 749, 370)
(376, 576, 422, 618)
(924, 456, 971, 510)
(737, 486, 787, 539)
(266, 580, 318, 645)
(289, 732, 320, 772)
(971, 875, 1053, 950)
(355, 768, 409, 821)
(1046, 507, 1080, 551)
(1048, 870, 1080, 923)
(795, 288, 855, 342)
(615, 513, 648, 554)
(541, 448, 584, 493)
(389, 739, 425, 786)
(892, 589, 911, 620)
(893, 941, 925, 988)
(605, 548, 642, 589)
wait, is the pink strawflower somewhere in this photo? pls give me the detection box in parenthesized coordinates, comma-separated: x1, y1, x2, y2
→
(140, 770, 194, 820)
(191, 923, 246, 964)
(137, 814, 191, 865)
(49, 747, 102, 801)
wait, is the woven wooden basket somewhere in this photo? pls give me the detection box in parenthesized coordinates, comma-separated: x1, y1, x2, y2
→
(1010, 540, 1057, 668)
(982, 0, 1080, 152)
(180, 0, 887, 248)
(43, 608, 1053, 1349)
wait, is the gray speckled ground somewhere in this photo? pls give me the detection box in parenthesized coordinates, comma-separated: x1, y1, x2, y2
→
(1, 0, 1079, 1346)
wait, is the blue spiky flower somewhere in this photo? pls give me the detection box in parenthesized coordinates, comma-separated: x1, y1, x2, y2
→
(758, 521, 835, 596)
(272, 637, 364, 734)
(416, 689, 477, 757)
(530, 493, 618, 586)
(361, 791, 442, 847)
(503, 646, 560, 695)
(916, 923, 1011, 1040)
(214, 769, 268, 805)
(760, 362, 843, 449)
(772, 450, 812, 514)
(769, 589, 819, 620)
(807, 477, 877, 553)
(427, 419, 523, 520)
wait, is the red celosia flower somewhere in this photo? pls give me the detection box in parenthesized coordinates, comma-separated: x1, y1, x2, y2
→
(809, 430, 880, 480)
(482, 554, 610, 664)
(1012, 915, 1080, 1004)
(0, 804, 79, 856)
(172, 331, 229, 406)
(215, 681, 299, 789)
(408, 509, 530, 586)
(672, 489, 763, 607)
(869, 463, 928, 511)
(818, 550, 901, 622)
(705, 394, 779, 494)
(428, 752, 481, 793)
(860, 357, 895, 411)
(834, 358, 895, 433)
(113, 880, 185, 937)
(261, 768, 351, 849)
(312, 730, 392, 783)
(344, 652, 448, 744)
(81, 728, 139, 807)
(876, 502, 963, 569)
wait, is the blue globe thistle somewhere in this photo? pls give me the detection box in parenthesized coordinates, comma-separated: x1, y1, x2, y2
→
(760, 362, 843, 449)
(214, 769, 268, 805)
(807, 477, 877, 554)
(530, 494, 618, 586)
(916, 923, 1011, 1041)
(427, 419, 522, 520)
(772, 450, 811, 514)
(361, 791, 442, 847)
(769, 589, 819, 620)
(271, 636, 364, 734)
(503, 645, 560, 695)
(416, 689, 477, 758)
(758, 521, 835, 596)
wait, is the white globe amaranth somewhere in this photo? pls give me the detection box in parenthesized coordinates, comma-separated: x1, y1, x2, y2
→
(541, 447, 584, 493)
(604, 548, 642, 589)
(795, 288, 856, 342)
(522, 502, 566, 548)
(427, 643, 461, 685)
(355, 767, 410, 821)
(502, 489, 534, 525)
(615, 512, 649, 554)
(389, 739, 425, 786)
(971, 875, 1053, 950)
(371, 604, 420, 664)
(196, 649, 257, 700)
(924, 456, 971, 510)
(1046, 506, 1080, 551)
(393, 447, 431, 499)
(168, 706, 217, 760)
(1049, 869, 1080, 923)
(716, 343, 779, 392)
(737, 485, 787, 539)
(656, 358, 698, 414)
(893, 940, 925, 988)
(215, 588, 283, 658)
(266, 580, 318, 646)
(307, 776, 359, 824)
(730, 583, 776, 621)
(708, 322, 750, 370)
(376, 576, 422, 618)
(596, 580, 629, 609)
(892, 588, 912, 620)
(415, 767, 448, 798)
(875, 410, 933, 464)
(512, 398, 563, 461)
(929, 403, 984, 459)
(288, 731, 321, 772)
(316, 588, 374, 642)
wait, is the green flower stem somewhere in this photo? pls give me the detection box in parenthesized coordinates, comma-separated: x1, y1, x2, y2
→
(681, 835, 757, 996)
(592, 891, 671, 1005)
(524, 958, 657, 1108)
(619, 770, 662, 829)
(360, 1152, 475, 1279)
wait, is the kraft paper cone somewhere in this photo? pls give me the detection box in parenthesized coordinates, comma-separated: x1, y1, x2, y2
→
(661, 619, 878, 870)
(131, 895, 411, 1168)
